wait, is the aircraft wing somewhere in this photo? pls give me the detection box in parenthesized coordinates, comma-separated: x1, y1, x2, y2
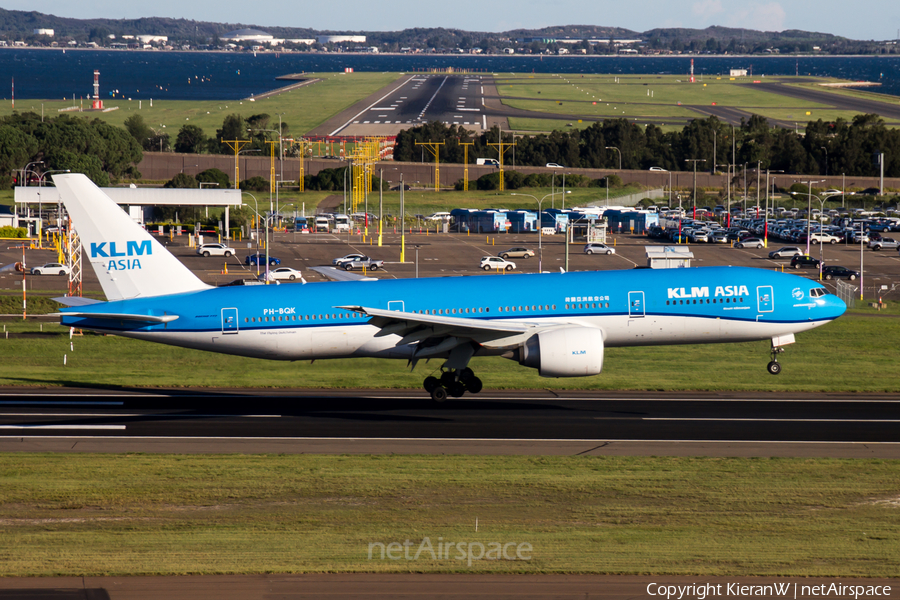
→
(309, 266, 377, 282)
(338, 305, 564, 359)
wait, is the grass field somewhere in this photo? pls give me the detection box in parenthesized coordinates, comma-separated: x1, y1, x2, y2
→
(0, 72, 401, 139)
(1, 453, 897, 576)
(0, 309, 895, 392)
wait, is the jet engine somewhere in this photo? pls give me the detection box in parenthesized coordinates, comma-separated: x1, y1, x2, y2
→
(509, 327, 604, 377)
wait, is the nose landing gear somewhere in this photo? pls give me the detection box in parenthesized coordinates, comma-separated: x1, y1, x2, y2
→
(424, 367, 483, 402)
(767, 345, 785, 375)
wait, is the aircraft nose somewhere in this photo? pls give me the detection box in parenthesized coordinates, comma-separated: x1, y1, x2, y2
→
(824, 293, 847, 319)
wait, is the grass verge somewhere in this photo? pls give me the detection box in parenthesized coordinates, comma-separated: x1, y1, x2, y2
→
(0, 453, 897, 577)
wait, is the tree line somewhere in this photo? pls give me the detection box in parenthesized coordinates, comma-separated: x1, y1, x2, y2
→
(393, 114, 900, 184)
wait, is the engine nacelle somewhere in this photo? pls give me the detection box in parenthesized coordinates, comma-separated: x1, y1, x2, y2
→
(515, 326, 604, 378)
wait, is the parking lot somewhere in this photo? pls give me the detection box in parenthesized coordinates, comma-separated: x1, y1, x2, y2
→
(5, 228, 900, 304)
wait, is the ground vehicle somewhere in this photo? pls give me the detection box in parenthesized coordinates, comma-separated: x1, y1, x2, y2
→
(476, 158, 499, 166)
(545, 163, 564, 168)
(343, 256, 384, 271)
(868, 237, 899, 251)
(220, 279, 265, 286)
(480, 256, 516, 271)
(245, 254, 281, 266)
(427, 212, 451, 221)
(498, 247, 535, 259)
(822, 266, 859, 280)
(809, 233, 839, 244)
(649, 167, 667, 172)
(583, 243, 615, 255)
(822, 189, 844, 197)
(197, 243, 235, 257)
(734, 238, 764, 249)
(261, 267, 303, 281)
(333, 214, 351, 232)
(294, 217, 309, 232)
(768, 246, 803, 259)
(790, 255, 821, 269)
(30, 263, 70, 275)
(333, 254, 366, 266)
(314, 216, 330, 232)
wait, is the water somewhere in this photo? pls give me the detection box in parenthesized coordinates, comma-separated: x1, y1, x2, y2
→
(1, 49, 898, 101)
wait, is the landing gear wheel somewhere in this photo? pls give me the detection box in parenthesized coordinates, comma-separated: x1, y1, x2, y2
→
(440, 371, 457, 387)
(424, 376, 440, 393)
(430, 386, 448, 402)
(465, 376, 483, 394)
(448, 382, 466, 398)
(767, 361, 782, 375)
(460, 368, 475, 382)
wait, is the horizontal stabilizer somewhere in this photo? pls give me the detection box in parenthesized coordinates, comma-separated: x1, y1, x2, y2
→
(52, 296, 103, 307)
(51, 312, 180, 324)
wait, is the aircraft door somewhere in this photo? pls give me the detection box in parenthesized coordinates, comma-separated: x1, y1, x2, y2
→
(628, 291, 645, 318)
(222, 307, 239, 334)
(756, 286, 774, 313)
(388, 300, 405, 312)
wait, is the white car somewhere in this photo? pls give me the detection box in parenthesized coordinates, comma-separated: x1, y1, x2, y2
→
(426, 212, 451, 221)
(31, 263, 70, 275)
(262, 267, 303, 281)
(809, 233, 839, 244)
(545, 163, 564, 168)
(649, 166, 667, 172)
(480, 256, 516, 271)
(333, 253, 365, 266)
(583, 243, 615, 255)
(197, 243, 235, 257)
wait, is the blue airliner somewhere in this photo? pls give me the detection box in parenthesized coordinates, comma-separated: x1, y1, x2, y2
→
(52, 174, 845, 401)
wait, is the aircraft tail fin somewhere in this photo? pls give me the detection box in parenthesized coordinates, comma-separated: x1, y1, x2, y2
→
(53, 173, 211, 301)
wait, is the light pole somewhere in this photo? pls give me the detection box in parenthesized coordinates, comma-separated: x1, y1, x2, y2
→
(605, 146, 621, 170)
(797, 180, 824, 255)
(400, 173, 406, 263)
(37, 169, 69, 228)
(820, 146, 828, 176)
(20, 161, 44, 187)
(242, 192, 268, 280)
(791, 190, 828, 280)
(764, 169, 784, 248)
(684, 159, 705, 219)
(511, 191, 558, 274)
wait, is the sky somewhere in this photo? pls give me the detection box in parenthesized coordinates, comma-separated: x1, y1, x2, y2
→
(4, 0, 899, 41)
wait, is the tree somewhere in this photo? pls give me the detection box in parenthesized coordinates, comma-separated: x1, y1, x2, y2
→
(0, 125, 38, 189)
(174, 124, 206, 154)
(196, 168, 230, 189)
(239, 176, 269, 192)
(123, 114, 152, 147)
(164, 173, 197, 188)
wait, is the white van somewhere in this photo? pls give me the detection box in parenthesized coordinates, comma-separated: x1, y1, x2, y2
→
(333, 214, 351, 231)
(476, 158, 499, 166)
(315, 216, 330, 232)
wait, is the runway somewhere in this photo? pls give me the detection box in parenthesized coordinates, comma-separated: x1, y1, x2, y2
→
(1, 389, 898, 457)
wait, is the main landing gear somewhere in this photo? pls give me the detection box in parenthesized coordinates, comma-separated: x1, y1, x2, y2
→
(423, 368, 483, 402)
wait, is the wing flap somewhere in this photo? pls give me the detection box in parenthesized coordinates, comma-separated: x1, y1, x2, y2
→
(51, 312, 180, 324)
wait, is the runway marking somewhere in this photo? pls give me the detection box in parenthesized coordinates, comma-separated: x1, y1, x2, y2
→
(417, 75, 448, 120)
(0, 425, 126, 430)
(3, 435, 900, 444)
(644, 418, 900, 423)
(371, 107, 396, 110)
(0, 400, 124, 406)
(457, 108, 481, 112)
(328, 75, 417, 136)
(0, 413, 282, 418)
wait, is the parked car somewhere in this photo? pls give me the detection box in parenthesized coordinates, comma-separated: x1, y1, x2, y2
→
(30, 263, 70, 275)
(220, 278, 265, 286)
(809, 233, 840, 244)
(342, 256, 384, 271)
(790, 255, 821, 269)
(263, 267, 303, 281)
(868, 237, 899, 251)
(333, 253, 365, 266)
(822, 266, 859, 280)
(583, 243, 616, 255)
(649, 166, 667, 172)
(768, 246, 803, 259)
(545, 163, 564, 168)
(480, 256, 516, 271)
(734, 237, 764, 249)
(197, 243, 235, 257)
(498, 247, 535, 259)
(245, 254, 281, 266)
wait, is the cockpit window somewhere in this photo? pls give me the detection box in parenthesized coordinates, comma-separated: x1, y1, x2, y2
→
(810, 288, 828, 298)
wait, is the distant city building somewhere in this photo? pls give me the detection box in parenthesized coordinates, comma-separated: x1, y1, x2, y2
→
(730, 69, 748, 76)
(138, 35, 168, 44)
(222, 29, 284, 46)
(33, 28, 54, 37)
(317, 35, 366, 44)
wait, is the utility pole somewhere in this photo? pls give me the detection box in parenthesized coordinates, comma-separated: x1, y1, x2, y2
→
(459, 141, 474, 191)
(221, 139, 251, 189)
(415, 141, 444, 191)
(685, 159, 706, 219)
(488, 131, 516, 192)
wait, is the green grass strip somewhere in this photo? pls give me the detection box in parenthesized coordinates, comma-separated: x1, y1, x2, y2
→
(0, 454, 897, 576)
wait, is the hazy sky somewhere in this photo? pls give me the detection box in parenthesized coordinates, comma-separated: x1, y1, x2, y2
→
(6, 0, 898, 41)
